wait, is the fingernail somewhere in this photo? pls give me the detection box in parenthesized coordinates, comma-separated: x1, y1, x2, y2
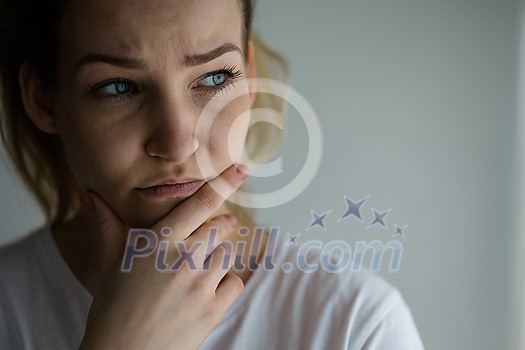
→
(236, 164, 248, 179)
(79, 194, 95, 213)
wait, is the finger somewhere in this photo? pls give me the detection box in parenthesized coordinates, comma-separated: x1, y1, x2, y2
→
(203, 242, 237, 283)
(80, 192, 128, 273)
(214, 272, 244, 311)
(152, 164, 248, 239)
(183, 214, 237, 265)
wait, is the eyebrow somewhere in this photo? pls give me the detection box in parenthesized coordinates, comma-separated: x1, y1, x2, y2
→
(184, 43, 242, 66)
(75, 43, 242, 72)
(75, 54, 146, 71)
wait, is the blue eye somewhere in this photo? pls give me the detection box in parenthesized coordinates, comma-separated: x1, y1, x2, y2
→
(89, 79, 139, 102)
(101, 81, 132, 95)
(194, 67, 243, 97)
(201, 72, 228, 87)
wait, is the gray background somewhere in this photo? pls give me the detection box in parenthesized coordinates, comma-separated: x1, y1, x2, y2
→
(0, 0, 523, 349)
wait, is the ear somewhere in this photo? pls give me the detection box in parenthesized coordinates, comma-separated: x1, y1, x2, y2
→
(18, 62, 58, 134)
(246, 40, 257, 107)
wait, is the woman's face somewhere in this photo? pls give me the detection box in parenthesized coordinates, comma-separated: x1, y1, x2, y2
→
(51, 0, 254, 227)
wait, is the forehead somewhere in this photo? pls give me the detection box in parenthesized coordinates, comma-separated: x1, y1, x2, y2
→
(60, 0, 244, 62)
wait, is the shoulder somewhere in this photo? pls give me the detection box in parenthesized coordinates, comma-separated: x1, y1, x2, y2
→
(268, 240, 402, 314)
(0, 228, 51, 293)
(0, 228, 46, 273)
(0, 227, 91, 350)
(252, 238, 425, 349)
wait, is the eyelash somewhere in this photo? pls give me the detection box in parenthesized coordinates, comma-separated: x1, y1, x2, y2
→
(88, 66, 243, 102)
(195, 66, 243, 96)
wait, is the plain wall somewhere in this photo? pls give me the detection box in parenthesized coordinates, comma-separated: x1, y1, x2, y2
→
(251, 1, 519, 349)
(0, 0, 520, 349)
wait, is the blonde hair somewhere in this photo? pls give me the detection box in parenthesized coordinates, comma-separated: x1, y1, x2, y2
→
(0, 7, 290, 227)
(227, 32, 291, 225)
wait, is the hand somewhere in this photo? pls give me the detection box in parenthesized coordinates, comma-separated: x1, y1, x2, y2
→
(78, 164, 248, 350)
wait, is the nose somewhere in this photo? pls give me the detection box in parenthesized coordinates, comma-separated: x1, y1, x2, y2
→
(145, 95, 200, 164)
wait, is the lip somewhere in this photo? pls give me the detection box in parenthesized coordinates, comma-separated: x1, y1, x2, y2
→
(138, 179, 206, 198)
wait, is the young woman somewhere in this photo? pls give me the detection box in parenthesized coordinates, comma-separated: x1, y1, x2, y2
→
(0, 0, 425, 348)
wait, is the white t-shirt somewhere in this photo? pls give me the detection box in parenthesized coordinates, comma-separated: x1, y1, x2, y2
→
(0, 227, 424, 349)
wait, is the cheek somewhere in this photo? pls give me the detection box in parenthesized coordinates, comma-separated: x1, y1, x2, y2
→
(227, 108, 250, 162)
(56, 115, 138, 193)
(206, 96, 251, 166)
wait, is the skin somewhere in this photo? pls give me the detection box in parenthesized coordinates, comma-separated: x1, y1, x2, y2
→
(19, 0, 266, 347)
(55, 0, 252, 227)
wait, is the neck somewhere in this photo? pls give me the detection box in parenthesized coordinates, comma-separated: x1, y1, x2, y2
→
(51, 205, 268, 297)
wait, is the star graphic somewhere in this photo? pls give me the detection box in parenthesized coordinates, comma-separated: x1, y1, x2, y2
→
(367, 208, 392, 229)
(286, 232, 301, 245)
(338, 196, 370, 222)
(393, 224, 408, 238)
(307, 209, 331, 231)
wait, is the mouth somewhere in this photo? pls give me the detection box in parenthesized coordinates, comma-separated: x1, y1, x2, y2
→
(137, 179, 206, 198)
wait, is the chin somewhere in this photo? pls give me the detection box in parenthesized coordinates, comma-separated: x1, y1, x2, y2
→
(129, 195, 196, 228)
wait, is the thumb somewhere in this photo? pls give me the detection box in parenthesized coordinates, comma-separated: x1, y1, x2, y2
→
(80, 192, 128, 273)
